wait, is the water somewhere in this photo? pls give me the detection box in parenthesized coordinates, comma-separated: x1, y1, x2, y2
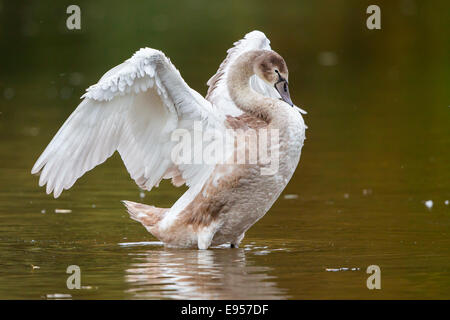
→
(1, 0, 450, 299)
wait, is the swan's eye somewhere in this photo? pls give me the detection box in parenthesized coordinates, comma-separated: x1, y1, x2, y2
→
(275, 69, 280, 75)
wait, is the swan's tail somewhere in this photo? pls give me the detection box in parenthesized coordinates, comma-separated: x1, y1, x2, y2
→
(122, 200, 168, 229)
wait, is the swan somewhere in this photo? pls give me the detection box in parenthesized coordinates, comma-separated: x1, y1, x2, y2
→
(31, 31, 307, 249)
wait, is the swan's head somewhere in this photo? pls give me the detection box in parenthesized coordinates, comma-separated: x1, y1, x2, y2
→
(254, 51, 293, 106)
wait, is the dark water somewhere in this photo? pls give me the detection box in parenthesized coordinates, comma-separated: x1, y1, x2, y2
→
(1, 0, 450, 299)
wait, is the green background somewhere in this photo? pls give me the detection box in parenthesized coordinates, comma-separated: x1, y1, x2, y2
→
(0, 0, 449, 299)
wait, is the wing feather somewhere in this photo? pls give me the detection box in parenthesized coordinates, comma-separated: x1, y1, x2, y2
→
(32, 48, 224, 198)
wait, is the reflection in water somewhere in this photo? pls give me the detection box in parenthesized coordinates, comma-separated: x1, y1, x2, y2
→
(124, 246, 287, 299)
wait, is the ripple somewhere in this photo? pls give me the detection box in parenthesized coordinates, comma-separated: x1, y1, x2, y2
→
(325, 267, 361, 272)
(118, 241, 164, 247)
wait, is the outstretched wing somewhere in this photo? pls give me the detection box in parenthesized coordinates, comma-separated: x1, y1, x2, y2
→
(32, 48, 225, 198)
(206, 30, 307, 116)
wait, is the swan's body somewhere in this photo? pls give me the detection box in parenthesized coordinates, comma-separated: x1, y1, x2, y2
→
(31, 31, 306, 249)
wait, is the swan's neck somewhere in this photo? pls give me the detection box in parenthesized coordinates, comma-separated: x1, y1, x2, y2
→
(227, 51, 277, 122)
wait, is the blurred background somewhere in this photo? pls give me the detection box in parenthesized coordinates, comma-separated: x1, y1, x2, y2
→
(0, 0, 449, 299)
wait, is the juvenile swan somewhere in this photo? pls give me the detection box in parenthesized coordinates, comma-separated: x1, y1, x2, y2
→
(31, 31, 307, 249)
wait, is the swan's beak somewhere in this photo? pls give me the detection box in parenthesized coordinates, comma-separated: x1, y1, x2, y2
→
(274, 77, 293, 107)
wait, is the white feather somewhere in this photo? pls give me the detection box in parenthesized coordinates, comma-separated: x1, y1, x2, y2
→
(32, 48, 224, 208)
